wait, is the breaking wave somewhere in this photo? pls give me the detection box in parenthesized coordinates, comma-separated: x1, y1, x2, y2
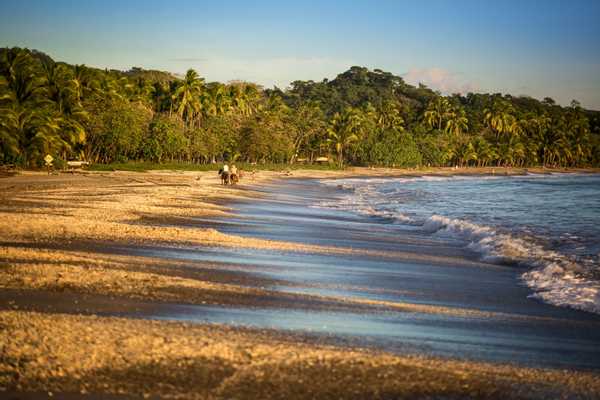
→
(424, 214, 599, 314)
(316, 175, 600, 314)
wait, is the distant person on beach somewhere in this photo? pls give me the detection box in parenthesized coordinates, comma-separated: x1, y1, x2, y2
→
(220, 163, 230, 185)
(230, 164, 238, 184)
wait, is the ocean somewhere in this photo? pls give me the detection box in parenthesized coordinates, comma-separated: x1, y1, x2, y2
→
(131, 174, 600, 369)
(319, 173, 600, 314)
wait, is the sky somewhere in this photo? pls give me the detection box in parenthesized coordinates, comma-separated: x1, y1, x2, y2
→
(1, 0, 599, 109)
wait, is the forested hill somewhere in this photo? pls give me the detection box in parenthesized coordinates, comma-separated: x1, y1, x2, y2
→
(1, 47, 599, 168)
(276, 66, 436, 114)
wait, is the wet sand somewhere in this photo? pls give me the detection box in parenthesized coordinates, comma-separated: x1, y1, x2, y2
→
(2, 168, 600, 399)
(142, 179, 600, 369)
(5, 310, 600, 400)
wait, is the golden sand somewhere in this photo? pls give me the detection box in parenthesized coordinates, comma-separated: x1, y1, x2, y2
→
(2, 168, 600, 399)
(2, 310, 600, 399)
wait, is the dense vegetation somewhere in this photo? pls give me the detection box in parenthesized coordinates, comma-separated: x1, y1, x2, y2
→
(1, 47, 599, 169)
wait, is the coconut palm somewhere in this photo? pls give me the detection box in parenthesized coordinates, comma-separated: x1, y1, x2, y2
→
(0, 48, 48, 108)
(289, 102, 326, 164)
(327, 107, 364, 167)
(0, 75, 11, 104)
(471, 136, 496, 167)
(424, 97, 451, 130)
(72, 64, 101, 101)
(0, 94, 20, 161)
(203, 83, 231, 117)
(171, 69, 204, 127)
(42, 61, 85, 116)
(376, 100, 404, 131)
(228, 83, 246, 116)
(453, 139, 477, 167)
(0, 106, 70, 165)
(445, 108, 468, 137)
(498, 135, 525, 167)
(484, 100, 516, 139)
(242, 83, 261, 115)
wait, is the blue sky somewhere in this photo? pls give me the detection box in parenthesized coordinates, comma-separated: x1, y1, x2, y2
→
(1, 0, 599, 109)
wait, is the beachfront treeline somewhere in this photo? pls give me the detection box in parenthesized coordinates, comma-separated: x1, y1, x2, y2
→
(1, 47, 599, 168)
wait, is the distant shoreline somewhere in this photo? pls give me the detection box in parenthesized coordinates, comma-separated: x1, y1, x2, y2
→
(240, 165, 600, 181)
(7, 164, 600, 179)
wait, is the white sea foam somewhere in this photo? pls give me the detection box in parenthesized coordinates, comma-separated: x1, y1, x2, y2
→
(424, 215, 600, 314)
(317, 180, 414, 223)
(316, 176, 600, 314)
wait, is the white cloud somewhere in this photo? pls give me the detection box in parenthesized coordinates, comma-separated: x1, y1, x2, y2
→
(402, 67, 478, 94)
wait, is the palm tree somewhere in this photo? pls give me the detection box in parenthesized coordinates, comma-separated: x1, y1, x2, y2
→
(498, 135, 525, 167)
(72, 64, 101, 101)
(424, 97, 451, 130)
(471, 136, 496, 167)
(129, 77, 154, 105)
(289, 102, 326, 164)
(39, 59, 89, 160)
(376, 100, 404, 131)
(171, 69, 204, 127)
(43, 61, 85, 114)
(327, 107, 364, 167)
(203, 83, 231, 117)
(0, 74, 12, 104)
(509, 118, 525, 137)
(0, 48, 48, 108)
(484, 100, 516, 139)
(228, 83, 246, 116)
(453, 138, 478, 167)
(0, 106, 70, 165)
(242, 83, 261, 115)
(0, 77, 20, 161)
(444, 108, 468, 136)
(522, 136, 540, 166)
(527, 114, 552, 166)
(98, 73, 121, 99)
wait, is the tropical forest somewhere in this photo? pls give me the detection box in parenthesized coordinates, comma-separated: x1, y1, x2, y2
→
(1, 47, 599, 169)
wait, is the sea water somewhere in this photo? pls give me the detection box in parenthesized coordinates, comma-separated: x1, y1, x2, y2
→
(318, 173, 600, 314)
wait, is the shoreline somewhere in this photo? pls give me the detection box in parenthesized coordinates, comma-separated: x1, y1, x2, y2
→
(258, 165, 600, 179)
(2, 168, 600, 398)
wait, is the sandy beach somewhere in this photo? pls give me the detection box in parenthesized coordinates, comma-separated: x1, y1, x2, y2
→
(2, 167, 600, 399)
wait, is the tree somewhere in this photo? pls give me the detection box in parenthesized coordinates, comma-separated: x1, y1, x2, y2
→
(484, 99, 516, 139)
(376, 100, 405, 131)
(142, 114, 188, 162)
(202, 83, 231, 117)
(327, 107, 364, 167)
(424, 97, 451, 131)
(288, 102, 326, 164)
(444, 107, 468, 136)
(1, 50, 599, 169)
(171, 69, 204, 127)
(84, 96, 152, 163)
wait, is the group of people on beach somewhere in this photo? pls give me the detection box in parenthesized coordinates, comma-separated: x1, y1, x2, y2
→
(219, 163, 239, 185)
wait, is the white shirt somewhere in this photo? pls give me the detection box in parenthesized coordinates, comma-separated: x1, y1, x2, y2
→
(223, 165, 229, 172)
